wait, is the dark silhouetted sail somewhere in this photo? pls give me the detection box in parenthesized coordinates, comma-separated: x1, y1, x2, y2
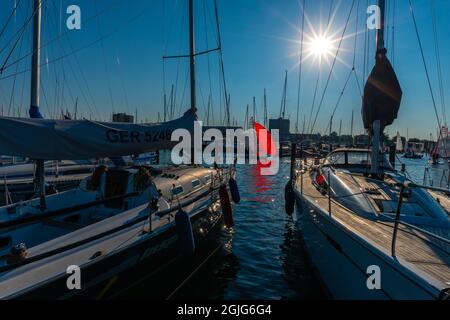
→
(362, 52, 402, 131)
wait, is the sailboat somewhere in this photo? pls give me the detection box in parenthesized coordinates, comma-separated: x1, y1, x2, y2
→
(0, 0, 239, 299)
(286, 0, 450, 299)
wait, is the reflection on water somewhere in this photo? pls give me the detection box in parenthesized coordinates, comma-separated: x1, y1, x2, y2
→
(120, 161, 325, 300)
(120, 157, 448, 300)
(162, 161, 325, 299)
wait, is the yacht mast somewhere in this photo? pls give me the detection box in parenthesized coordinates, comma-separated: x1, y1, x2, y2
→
(189, 0, 197, 113)
(376, 0, 386, 53)
(30, 0, 42, 119)
(263, 89, 268, 127)
(370, 0, 386, 174)
(30, 0, 46, 210)
(280, 70, 288, 119)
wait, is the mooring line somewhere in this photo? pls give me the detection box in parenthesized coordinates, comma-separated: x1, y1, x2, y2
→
(166, 242, 224, 300)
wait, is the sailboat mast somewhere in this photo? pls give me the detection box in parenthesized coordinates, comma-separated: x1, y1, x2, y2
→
(370, 0, 386, 174)
(350, 109, 354, 138)
(376, 0, 386, 53)
(30, 0, 46, 210)
(189, 0, 197, 113)
(253, 96, 256, 121)
(30, 0, 42, 118)
(281, 70, 288, 118)
(263, 89, 267, 127)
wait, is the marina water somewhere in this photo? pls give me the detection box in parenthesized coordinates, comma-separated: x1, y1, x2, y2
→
(121, 157, 444, 300)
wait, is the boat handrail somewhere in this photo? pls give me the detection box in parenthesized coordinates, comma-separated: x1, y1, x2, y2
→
(323, 179, 450, 253)
(390, 182, 450, 257)
(0, 185, 219, 274)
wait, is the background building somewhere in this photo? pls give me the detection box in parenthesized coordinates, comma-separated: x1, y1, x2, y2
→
(112, 113, 134, 123)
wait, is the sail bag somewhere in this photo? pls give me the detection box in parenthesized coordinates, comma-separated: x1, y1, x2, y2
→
(362, 52, 402, 131)
(0, 110, 196, 160)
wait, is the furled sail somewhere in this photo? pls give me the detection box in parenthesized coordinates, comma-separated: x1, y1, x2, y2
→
(0, 110, 196, 160)
(362, 52, 402, 131)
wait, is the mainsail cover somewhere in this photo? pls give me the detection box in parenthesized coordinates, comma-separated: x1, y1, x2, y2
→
(362, 52, 402, 131)
(0, 110, 196, 160)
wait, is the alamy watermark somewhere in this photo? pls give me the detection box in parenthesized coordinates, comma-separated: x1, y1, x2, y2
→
(66, 265, 81, 290)
(367, 5, 381, 30)
(170, 121, 280, 176)
(66, 5, 81, 30)
(366, 265, 381, 290)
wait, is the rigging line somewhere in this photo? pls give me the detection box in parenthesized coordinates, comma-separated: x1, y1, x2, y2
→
(172, 1, 188, 117)
(39, 73, 51, 117)
(326, 0, 335, 28)
(431, 0, 446, 125)
(351, 0, 359, 69)
(351, 0, 362, 97)
(166, 242, 224, 300)
(391, 0, 396, 66)
(323, 68, 352, 135)
(296, 0, 306, 135)
(309, 0, 356, 135)
(0, 12, 32, 75)
(0, 0, 23, 40)
(353, 71, 362, 97)
(115, 54, 131, 115)
(162, 0, 167, 113)
(0, 2, 150, 116)
(363, 0, 369, 82)
(385, 0, 390, 52)
(214, 0, 230, 126)
(7, 4, 28, 117)
(306, 70, 321, 134)
(47, 1, 99, 120)
(94, 1, 115, 113)
(203, 0, 214, 125)
(1, 0, 122, 73)
(306, 0, 336, 134)
(408, 0, 442, 131)
(0, 0, 46, 57)
(16, 0, 32, 117)
(198, 80, 209, 119)
(179, 69, 190, 116)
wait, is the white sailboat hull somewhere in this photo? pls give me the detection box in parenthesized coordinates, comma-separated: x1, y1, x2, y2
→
(295, 190, 442, 300)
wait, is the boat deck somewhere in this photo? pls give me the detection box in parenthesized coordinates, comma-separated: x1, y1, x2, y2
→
(428, 190, 450, 213)
(297, 171, 450, 289)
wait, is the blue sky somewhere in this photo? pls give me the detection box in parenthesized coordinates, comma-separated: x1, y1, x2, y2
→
(0, 0, 449, 139)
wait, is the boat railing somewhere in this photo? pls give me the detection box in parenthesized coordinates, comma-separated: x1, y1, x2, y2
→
(315, 169, 449, 257)
(291, 146, 450, 258)
(422, 167, 450, 189)
(389, 182, 450, 257)
(0, 185, 220, 273)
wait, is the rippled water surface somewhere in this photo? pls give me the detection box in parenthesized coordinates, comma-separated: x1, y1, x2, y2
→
(123, 161, 325, 300)
(124, 156, 443, 300)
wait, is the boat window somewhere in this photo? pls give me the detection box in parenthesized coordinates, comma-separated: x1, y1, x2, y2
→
(348, 152, 371, 165)
(172, 185, 184, 196)
(191, 179, 201, 188)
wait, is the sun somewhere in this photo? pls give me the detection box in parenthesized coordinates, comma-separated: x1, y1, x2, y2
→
(307, 34, 334, 60)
